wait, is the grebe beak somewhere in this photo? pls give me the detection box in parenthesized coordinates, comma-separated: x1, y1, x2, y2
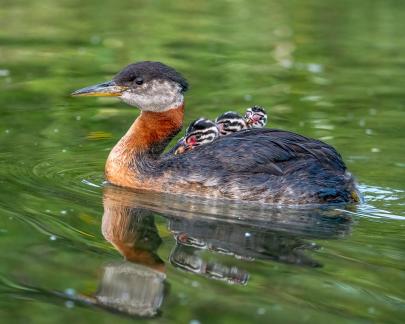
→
(71, 80, 128, 97)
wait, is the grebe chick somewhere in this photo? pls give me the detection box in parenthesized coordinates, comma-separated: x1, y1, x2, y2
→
(171, 118, 219, 155)
(215, 111, 248, 136)
(245, 105, 267, 128)
(71, 61, 360, 204)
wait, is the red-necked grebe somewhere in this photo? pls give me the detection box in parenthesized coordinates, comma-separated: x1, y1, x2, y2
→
(72, 61, 360, 204)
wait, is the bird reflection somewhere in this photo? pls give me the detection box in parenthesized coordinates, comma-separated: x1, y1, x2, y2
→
(98, 185, 353, 317)
(97, 196, 166, 317)
(95, 262, 165, 317)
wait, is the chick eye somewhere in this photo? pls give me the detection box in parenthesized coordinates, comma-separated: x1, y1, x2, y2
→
(223, 122, 230, 127)
(135, 77, 143, 85)
(186, 135, 197, 145)
(195, 134, 202, 139)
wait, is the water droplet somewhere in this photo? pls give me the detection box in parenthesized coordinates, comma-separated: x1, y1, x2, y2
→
(371, 148, 380, 153)
(244, 94, 252, 101)
(5, 129, 10, 134)
(60, 210, 67, 215)
(189, 320, 201, 324)
(62, 149, 67, 153)
(65, 300, 75, 309)
(256, 307, 266, 315)
(49, 235, 57, 241)
(365, 129, 373, 135)
(244, 232, 252, 238)
(64, 288, 76, 296)
(307, 63, 323, 73)
(53, 129, 59, 133)
(191, 281, 200, 287)
(76, 115, 81, 121)
(0, 69, 10, 77)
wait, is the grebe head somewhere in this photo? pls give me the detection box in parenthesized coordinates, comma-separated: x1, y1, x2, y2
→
(244, 105, 267, 128)
(72, 61, 188, 112)
(215, 111, 247, 136)
(175, 118, 219, 154)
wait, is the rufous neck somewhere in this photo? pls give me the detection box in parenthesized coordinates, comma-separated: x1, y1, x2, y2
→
(115, 104, 184, 155)
(106, 104, 184, 187)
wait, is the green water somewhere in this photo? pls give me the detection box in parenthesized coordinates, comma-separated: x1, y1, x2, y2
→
(1, 0, 405, 323)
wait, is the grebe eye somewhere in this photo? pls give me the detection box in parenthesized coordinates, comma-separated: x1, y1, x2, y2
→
(135, 77, 143, 85)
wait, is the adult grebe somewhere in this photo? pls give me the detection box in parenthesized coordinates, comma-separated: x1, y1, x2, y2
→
(72, 61, 360, 204)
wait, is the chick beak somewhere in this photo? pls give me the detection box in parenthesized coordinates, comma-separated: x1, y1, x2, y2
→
(174, 146, 186, 155)
(71, 80, 128, 97)
(174, 139, 190, 155)
(246, 119, 253, 126)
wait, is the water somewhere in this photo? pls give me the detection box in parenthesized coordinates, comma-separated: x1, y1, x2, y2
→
(0, 0, 404, 322)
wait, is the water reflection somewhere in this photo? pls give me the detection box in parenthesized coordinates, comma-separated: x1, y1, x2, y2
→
(95, 262, 165, 317)
(100, 185, 354, 317)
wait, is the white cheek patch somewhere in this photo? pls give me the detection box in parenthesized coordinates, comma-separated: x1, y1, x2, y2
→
(120, 80, 184, 112)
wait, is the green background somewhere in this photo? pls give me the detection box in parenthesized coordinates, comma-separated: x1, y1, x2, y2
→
(0, 0, 404, 323)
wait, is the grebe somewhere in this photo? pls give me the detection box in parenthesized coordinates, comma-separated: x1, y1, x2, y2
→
(245, 105, 267, 128)
(170, 118, 219, 155)
(215, 111, 248, 136)
(172, 107, 267, 154)
(72, 61, 360, 204)
(215, 106, 267, 136)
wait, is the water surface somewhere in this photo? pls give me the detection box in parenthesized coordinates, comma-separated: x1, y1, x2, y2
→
(0, 0, 404, 323)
